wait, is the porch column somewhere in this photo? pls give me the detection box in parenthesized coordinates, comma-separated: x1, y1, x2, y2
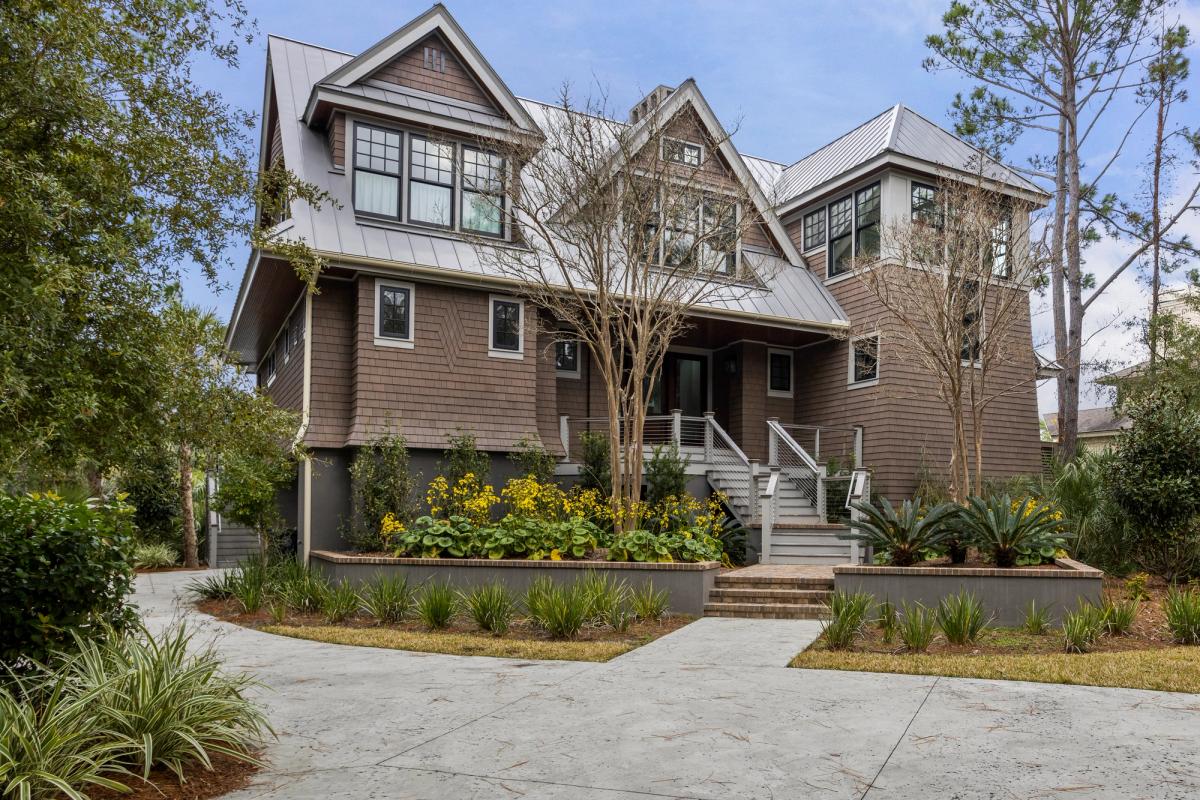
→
(670, 408, 682, 448)
(703, 411, 714, 463)
(559, 415, 570, 461)
(853, 425, 864, 470)
(767, 416, 779, 467)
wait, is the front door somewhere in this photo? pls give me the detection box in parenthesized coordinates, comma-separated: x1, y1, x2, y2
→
(648, 353, 709, 445)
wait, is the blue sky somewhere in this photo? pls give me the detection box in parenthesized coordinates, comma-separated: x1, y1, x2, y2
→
(185, 0, 1200, 414)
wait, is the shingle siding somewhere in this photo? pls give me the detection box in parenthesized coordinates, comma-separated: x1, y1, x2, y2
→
(306, 281, 354, 448)
(366, 33, 496, 110)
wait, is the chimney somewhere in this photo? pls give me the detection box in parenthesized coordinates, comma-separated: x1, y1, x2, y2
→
(629, 85, 674, 124)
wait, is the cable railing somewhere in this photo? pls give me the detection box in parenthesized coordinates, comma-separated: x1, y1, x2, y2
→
(780, 423, 860, 470)
(767, 419, 823, 520)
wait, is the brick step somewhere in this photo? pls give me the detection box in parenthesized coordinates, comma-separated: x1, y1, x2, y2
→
(713, 575, 834, 590)
(707, 588, 832, 604)
(703, 602, 830, 620)
(762, 554, 853, 566)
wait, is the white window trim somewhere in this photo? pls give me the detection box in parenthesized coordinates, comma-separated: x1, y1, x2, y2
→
(766, 348, 794, 398)
(488, 294, 525, 360)
(847, 333, 880, 389)
(373, 278, 416, 349)
(555, 338, 581, 379)
(661, 137, 704, 167)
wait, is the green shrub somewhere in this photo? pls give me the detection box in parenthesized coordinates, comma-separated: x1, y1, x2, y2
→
(1062, 606, 1105, 653)
(322, 580, 361, 624)
(131, 542, 178, 569)
(822, 591, 871, 650)
(479, 516, 604, 560)
(935, 591, 989, 645)
(526, 581, 589, 638)
(839, 497, 957, 567)
(955, 495, 1066, 568)
(0, 493, 137, 668)
(1102, 597, 1139, 636)
(877, 599, 898, 643)
(1124, 572, 1151, 601)
(416, 582, 457, 629)
(1022, 600, 1051, 635)
(442, 431, 490, 489)
(268, 559, 329, 613)
(59, 625, 269, 781)
(1164, 587, 1200, 645)
(344, 432, 420, 552)
(608, 528, 722, 563)
(645, 444, 690, 507)
(187, 570, 236, 602)
(578, 571, 629, 623)
(509, 438, 557, 483)
(630, 581, 670, 621)
(897, 603, 937, 652)
(462, 583, 515, 635)
(578, 431, 611, 494)
(120, 445, 181, 546)
(360, 574, 416, 623)
(394, 515, 483, 558)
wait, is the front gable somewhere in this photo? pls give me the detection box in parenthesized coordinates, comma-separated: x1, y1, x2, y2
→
(363, 32, 499, 114)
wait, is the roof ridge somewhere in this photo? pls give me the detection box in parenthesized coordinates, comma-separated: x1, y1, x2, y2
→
(267, 33, 355, 57)
(781, 105, 895, 171)
(885, 103, 903, 150)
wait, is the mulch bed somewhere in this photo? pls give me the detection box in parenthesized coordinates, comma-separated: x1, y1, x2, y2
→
(84, 752, 259, 800)
(199, 598, 691, 644)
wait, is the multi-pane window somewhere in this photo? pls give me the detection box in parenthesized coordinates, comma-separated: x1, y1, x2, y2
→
(290, 310, 304, 350)
(802, 209, 825, 251)
(851, 335, 879, 384)
(378, 284, 412, 341)
(462, 147, 504, 236)
(911, 182, 941, 227)
(490, 298, 523, 354)
(663, 197, 697, 267)
(989, 214, 1011, 278)
(409, 136, 455, 227)
(827, 196, 854, 277)
(855, 183, 881, 259)
(555, 340, 580, 375)
(657, 194, 738, 273)
(281, 323, 292, 361)
(768, 350, 793, 396)
(701, 198, 736, 274)
(353, 123, 402, 218)
(260, 348, 276, 386)
(960, 280, 982, 363)
(663, 138, 702, 167)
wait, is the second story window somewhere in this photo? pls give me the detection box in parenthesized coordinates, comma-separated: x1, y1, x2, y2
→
(911, 182, 942, 228)
(802, 208, 825, 251)
(855, 183, 881, 259)
(259, 347, 276, 387)
(827, 181, 881, 278)
(827, 196, 854, 277)
(353, 123, 402, 219)
(663, 138, 702, 167)
(989, 214, 1011, 278)
(850, 334, 879, 385)
(555, 339, 580, 377)
(489, 296, 524, 358)
(462, 147, 504, 236)
(409, 136, 454, 227)
(960, 279, 982, 364)
(767, 349, 793, 397)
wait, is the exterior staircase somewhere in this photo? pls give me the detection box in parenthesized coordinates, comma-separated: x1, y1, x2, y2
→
(703, 569, 833, 619)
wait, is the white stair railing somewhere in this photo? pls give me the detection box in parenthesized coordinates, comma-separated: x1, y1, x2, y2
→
(767, 418, 826, 522)
(702, 412, 757, 521)
(759, 468, 779, 563)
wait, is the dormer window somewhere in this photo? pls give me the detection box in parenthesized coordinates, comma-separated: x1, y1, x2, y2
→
(663, 138, 702, 167)
(409, 136, 454, 228)
(353, 123, 402, 219)
(423, 46, 445, 72)
(462, 147, 504, 236)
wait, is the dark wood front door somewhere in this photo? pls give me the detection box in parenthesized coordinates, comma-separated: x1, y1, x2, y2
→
(648, 353, 708, 417)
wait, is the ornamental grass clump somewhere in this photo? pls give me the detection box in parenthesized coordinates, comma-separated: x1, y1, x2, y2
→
(269, 560, 329, 614)
(132, 542, 178, 569)
(877, 599, 898, 643)
(578, 571, 629, 623)
(821, 591, 872, 650)
(462, 583, 515, 635)
(897, 603, 937, 653)
(1102, 597, 1139, 636)
(630, 581, 670, 621)
(526, 580, 590, 639)
(360, 574, 416, 623)
(1164, 587, 1200, 645)
(1062, 603, 1106, 653)
(322, 580, 361, 624)
(416, 582, 457, 629)
(935, 591, 989, 645)
(1022, 600, 1051, 635)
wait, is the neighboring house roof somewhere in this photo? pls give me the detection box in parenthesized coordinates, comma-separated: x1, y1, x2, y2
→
(1042, 407, 1131, 439)
(773, 104, 1047, 209)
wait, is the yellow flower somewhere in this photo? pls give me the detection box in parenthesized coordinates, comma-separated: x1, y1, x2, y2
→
(550, 548, 562, 561)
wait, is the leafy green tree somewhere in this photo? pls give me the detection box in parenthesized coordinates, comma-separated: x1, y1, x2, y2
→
(216, 449, 294, 558)
(120, 445, 182, 545)
(344, 433, 420, 552)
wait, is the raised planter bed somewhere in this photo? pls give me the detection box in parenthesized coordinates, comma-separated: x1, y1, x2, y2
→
(310, 551, 722, 616)
(832, 558, 1103, 625)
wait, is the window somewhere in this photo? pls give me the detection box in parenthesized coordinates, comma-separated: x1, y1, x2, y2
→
(353, 123, 402, 218)
(461, 147, 504, 236)
(654, 192, 739, 273)
(555, 339, 581, 377)
(989, 214, 1011, 278)
(260, 347, 276, 386)
(827, 195, 854, 277)
(849, 335, 879, 385)
(702, 198, 737, 274)
(663, 196, 698, 268)
(489, 296, 523, 358)
(663, 138, 702, 167)
(374, 281, 414, 348)
(767, 349, 793, 397)
(289, 309, 304, 350)
(423, 46, 445, 72)
(911, 182, 941, 228)
(854, 183, 881, 259)
(281, 323, 292, 362)
(409, 136, 454, 227)
(802, 209, 825, 251)
(960, 280, 982, 363)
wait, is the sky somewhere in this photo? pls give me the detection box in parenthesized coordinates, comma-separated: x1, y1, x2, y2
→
(183, 0, 1200, 416)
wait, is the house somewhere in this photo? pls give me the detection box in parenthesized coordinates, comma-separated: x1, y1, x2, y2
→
(1043, 408, 1131, 453)
(225, 4, 1047, 564)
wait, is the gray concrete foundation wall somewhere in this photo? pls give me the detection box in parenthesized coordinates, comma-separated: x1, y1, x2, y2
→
(310, 551, 721, 616)
(833, 559, 1103, 625)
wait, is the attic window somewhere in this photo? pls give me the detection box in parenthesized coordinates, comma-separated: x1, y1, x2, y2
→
(423, 46, 445, 73)
(663, 138, 702, 167)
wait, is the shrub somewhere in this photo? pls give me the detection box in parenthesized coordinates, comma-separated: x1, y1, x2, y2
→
(1164, 587, 1200, 645)
(132, 541, 179, 569)
(1050, 452, 1131, 572)
(644, 444, 690, 507)
(578, 431, 611, 493)
(877, 599, 898, 643)
(822, 591, 871, 650)
(478, 515, 604, 560)
(121, 445, 181, 546)
(609, 528, 722, 563)
(442, 431, 490, 489)
(955, 495, 1065, 568)
(416, 582, 457, 629)
(0, 493, 137, 668)
(578, 571, 629, 622)
(426, 475, 498, 526)
(360, 574, 416, 623)
(463, 583, 515, 635)
(187, 570, 236, 602)
(1062, 605, 1106, 653)
(897, 603, 937, 652)
(269, 559, 329, 614)
(1022, 600, 1051, 635)
(509, 438, 557, 483)
(630, 581, 670, 621)
(500, 476, 568, 522)
(344, 433, 420, 552)
(322, 580, 360, 624)
(394, 515, 481, 558)
(1124, 572, 1151, 601)
(1102, 597, 1139, 636)
(935, 591, 989, 645)
(839, 497, 957, 567)
(526, 581, 589, 638)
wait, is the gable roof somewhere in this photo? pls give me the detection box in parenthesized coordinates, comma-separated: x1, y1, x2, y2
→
(308, 4, 538, 134)
(1043, 408, 1131, 439)
(774, 104, 1047, 210)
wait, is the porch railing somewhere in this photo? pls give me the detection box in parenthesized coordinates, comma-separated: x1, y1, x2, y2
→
(767, 419, 825, 522)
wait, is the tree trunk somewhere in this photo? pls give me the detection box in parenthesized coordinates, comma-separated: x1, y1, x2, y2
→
(179, 442, 199, 568)
(1051, 117, 1071, 459)
(1148, 65, 1166, 367)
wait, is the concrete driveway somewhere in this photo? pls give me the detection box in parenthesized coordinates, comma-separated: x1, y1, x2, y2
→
(136, 571, 1200, 799)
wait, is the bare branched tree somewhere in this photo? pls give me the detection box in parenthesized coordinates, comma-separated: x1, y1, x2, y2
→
(465, 84, 777, 530)
(854, 177, 1045, 499)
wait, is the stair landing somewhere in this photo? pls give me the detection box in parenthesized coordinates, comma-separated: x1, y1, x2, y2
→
(703, 565, 834, 620)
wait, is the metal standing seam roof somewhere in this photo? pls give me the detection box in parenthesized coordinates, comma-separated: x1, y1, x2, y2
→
(259, 35, 850, 329)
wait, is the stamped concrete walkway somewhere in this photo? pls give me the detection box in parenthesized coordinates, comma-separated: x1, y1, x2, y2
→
(137, 571, 1200, 799)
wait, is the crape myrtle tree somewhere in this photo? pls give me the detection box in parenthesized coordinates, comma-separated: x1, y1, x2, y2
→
(925, 0, 1199, 457)
(466, 85, 777, 531)
(854, 177, 1045, 499)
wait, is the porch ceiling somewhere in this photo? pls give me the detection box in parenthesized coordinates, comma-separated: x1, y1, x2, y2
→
(672, 317, 835, 350)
